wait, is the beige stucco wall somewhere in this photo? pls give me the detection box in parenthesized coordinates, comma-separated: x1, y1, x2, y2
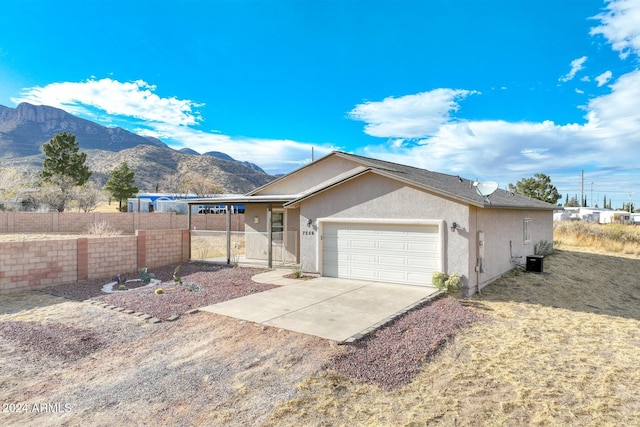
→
(244, 155, 554, 295)
(470, 207, 553, 293)
(253, 156, 361, 195)
(295, 173, 471, 284)
(244, 203, 298, 263)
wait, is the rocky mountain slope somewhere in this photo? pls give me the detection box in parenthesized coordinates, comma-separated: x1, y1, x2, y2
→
(0, 103, 273, 193)
(86, 145, 272, 193)
(0, 103, 167, 156)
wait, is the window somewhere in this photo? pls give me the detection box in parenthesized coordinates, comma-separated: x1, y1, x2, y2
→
(271, 211, 284, 242)
(523, 218, 532, 244)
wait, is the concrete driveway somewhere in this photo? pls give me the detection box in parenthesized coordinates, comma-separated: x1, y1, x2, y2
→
(200, 271, 440, 342)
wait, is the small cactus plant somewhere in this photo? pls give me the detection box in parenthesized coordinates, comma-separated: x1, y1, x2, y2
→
(140, 267, 155, 283)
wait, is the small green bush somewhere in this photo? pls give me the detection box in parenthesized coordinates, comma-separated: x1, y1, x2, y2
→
(432, 271, 462, 293)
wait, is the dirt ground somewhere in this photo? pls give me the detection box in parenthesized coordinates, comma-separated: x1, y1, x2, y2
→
(1, 245, 640, 426)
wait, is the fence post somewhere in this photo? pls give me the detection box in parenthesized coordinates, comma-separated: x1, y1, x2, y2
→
(137, 230, 146, 270)
(77, 238, 89, 281)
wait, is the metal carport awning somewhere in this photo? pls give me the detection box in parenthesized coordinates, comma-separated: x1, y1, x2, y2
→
(186, 195, 297, 268)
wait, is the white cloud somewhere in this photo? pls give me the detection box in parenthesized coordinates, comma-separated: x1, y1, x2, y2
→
(354, 70, 640, 197)
(148, 122, 335, 173)
(348, 89, 479, 138)
(590, 0, 640, 59)
(10, 77, 334, 174)
(559, 56, 588, 82)
(595, 70, 613, 86)
(584, 69, 640, 135)
(12, 78, 201, 126)
(575, 88, 585, 94)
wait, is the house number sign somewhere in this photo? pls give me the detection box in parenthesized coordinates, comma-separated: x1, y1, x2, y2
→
(302, 231, 315, 236)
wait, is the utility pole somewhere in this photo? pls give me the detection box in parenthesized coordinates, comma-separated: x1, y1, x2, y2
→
(581, 170, 584, 207)
(590, 182, 593, 208)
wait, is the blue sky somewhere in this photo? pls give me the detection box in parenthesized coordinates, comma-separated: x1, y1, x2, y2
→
(1, 0, 639, 207)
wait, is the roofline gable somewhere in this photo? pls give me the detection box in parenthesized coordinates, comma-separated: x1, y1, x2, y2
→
(248, 150, 556, 211)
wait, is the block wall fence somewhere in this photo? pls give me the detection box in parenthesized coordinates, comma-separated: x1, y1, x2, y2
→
(0, 212, 244, 295)
(0, 212, 244, 234)
(0, 229, 191, 295)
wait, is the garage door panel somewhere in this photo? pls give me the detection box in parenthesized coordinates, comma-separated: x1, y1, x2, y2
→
(406, 271, 431, 283)
(378, 270, 414, 283)
(377, 254, 412, 267)
(377, 240, 409, 251)
(350, 253, 378, 264)
(350, 239, 377, 249)
(322, 222, 440, 287)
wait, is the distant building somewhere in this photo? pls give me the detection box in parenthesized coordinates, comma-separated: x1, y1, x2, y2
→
(127, 193, 244, 214)
(556, 207, 632, 224)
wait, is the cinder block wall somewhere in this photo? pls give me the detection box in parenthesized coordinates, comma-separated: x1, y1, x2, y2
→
(0, 212, 244, 234)
(137, 230, 190, 269)
(0, 229, 191, 295)
(0, 239, 78, 294)
(86, 236, 138, 280)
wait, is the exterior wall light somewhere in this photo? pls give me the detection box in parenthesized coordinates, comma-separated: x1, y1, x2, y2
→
(307, 218, 313, 227)
(450, 222, 459, 232)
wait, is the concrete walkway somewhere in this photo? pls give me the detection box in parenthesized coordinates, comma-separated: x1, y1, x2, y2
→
(200, 270, 440, 342)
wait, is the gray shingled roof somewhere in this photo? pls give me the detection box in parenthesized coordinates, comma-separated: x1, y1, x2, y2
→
(332, 151, 557, 210)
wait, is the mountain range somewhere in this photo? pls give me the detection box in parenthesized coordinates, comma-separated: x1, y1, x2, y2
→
(0, 103, 273, 193)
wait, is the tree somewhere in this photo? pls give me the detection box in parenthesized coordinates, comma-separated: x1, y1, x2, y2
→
(40, 132, 91, 212)
(104, 162, 139, 212)
(158, 174, 183, 197)
(41, 132, 91, 185)
(180, 172, 224, 197)
(0, 167, 36, 211)
(73, 182, 103, 212)
(565, 195, 580, 207)
(508, 173, 561, 204)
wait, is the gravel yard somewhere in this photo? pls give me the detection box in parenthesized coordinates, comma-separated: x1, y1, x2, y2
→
(3, 249, 639, 426)
(0, 264, 478, 426)
(43, 263, 276, 320)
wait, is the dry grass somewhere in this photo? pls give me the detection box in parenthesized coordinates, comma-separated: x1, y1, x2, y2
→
(555, 221, 640, 256)
(265, 248, 640, 426)
(190, 233, 246, 260)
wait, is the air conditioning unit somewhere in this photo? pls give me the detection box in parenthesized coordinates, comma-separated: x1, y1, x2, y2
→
(526, 255, 544, 273)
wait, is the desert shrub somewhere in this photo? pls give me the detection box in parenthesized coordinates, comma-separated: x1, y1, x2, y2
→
(432, 271, 461, 293)
(554, 221, 640, 255)
(86, 220, 119, 236)
(535, 240, 554, 255)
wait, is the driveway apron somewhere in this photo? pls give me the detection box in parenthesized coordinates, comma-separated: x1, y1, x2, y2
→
(200, 276, 440, 342)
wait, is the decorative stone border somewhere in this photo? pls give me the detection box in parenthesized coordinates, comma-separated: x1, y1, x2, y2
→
(100, 278, 162, 294)
(83, 299, 184, 323)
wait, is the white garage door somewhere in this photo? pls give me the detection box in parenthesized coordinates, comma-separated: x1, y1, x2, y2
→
(322, 222, 440, 286)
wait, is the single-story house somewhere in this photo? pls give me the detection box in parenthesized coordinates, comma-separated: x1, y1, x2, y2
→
(189, 151, 555, 296)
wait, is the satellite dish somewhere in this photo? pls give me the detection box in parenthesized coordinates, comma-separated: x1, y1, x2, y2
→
(474, 181, 499, 197)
